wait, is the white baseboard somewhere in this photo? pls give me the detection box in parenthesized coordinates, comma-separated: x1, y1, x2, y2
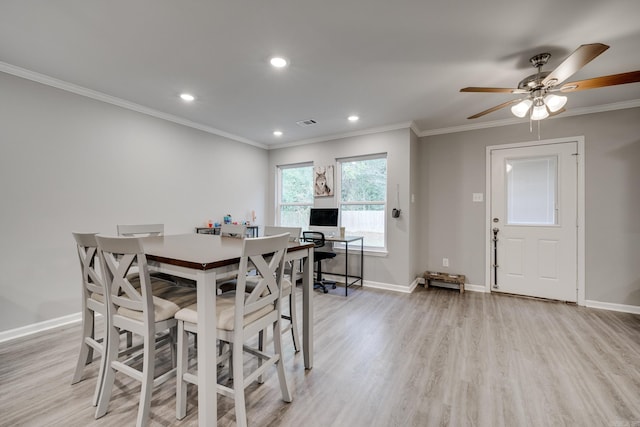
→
(585, 300, 640, 315)
(0, 312, 81, 344)
(323, 274, 415, 293)
(365, 278, 417, 293)
(464, 283, 487, 293)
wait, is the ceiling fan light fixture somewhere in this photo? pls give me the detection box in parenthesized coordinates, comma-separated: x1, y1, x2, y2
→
(511, 99, 533, 118)
(531, 99, 549, 121)
(544, 94, 568, 112)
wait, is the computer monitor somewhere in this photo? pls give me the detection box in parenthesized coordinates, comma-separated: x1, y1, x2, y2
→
(309, 208, 339, 228)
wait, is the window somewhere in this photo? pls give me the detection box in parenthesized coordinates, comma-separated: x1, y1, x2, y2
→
(277, 163, 313, 229)
(338, 154, 387, 249)
(506, 156, 557, 225)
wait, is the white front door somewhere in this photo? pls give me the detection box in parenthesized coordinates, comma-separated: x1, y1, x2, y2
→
(490, 141, 578, 302)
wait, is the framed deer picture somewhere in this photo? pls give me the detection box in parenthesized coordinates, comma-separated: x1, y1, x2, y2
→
(314, 165, 334, 197)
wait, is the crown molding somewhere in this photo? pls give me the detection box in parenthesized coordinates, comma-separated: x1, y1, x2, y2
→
(270, 121, 416, 150)
(0, 61, 266, 149)
(419, 99, 640, 137)
(4, 61, 637, 147)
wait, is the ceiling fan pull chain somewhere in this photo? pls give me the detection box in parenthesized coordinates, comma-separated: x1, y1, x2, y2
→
(537, 119, 541, 140)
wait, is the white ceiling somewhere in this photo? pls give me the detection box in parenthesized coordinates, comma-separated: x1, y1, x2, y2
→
(1, 1, 639, 148)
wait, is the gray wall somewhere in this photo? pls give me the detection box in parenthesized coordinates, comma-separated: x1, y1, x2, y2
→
(2, 69, 637, 334)
(0, 72, 269, 332)
(418, 107, 640, 306)
(267, 128, 416, 289)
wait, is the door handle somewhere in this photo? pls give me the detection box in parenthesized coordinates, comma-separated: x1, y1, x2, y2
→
(492, 227, 499, 288)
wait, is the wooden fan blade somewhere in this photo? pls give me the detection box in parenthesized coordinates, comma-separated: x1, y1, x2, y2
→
(460, 87, 527, 94)
(549, 107, 566, 117)
(467, 98, 525, 119)
(559, 70, 640, 92)
(542, 43, 609, 86)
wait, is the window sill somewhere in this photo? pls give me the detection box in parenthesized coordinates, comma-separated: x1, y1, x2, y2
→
(332, 247, 387, 257)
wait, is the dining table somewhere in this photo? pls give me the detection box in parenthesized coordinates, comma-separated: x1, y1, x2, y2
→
(141, 233, 315, 427)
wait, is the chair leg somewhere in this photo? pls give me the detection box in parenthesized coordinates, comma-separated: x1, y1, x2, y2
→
(170, 327, 177, 368)
(136, 330, 156, 427)
(272, 319, 292, 403)
(314, 261, 329, 293)
(71, 308, 94, 384)
(257, 329, 266, 384)
(176, 321, 188, 420)
(232, 337, 248, 427)
(95, 322, 119, 419)
(288, 292, 300, 353)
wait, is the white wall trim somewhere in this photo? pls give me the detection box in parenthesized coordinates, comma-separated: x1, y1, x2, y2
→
(464, 283, 488, 293)
(0, 61, 265, 149)
(585, 300, 640, 315)
(365, 279, 416, 293)
(0, 313, 81, 344)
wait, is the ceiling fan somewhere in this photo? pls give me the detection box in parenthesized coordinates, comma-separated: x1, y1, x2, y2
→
(460, 43, 640, 121)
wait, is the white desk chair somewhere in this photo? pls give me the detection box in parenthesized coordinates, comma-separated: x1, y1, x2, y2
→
(94, 235, 197, 427)
(175, 233, 293, 427)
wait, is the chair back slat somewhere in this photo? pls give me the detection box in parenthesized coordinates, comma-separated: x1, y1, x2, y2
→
(73, 232, 104, 297)
(234, 233, 289, 327)
(264, 226, 302, 242)
(220, 223, 247, 238)
(117, 223, 164, 237)
(96, 235, 153, 320)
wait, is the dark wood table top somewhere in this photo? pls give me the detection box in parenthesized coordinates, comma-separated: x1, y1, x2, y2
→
(143, 233, 312, 271)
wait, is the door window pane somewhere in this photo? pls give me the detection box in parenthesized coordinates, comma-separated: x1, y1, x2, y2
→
(506, 156, 557, 225)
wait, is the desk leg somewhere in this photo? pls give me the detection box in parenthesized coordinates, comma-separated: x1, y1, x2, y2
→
(196, 270, 217, 427)
(344, 241, 349, 297)
(302, 250, 314, 369)
(360, 238, 364, 289)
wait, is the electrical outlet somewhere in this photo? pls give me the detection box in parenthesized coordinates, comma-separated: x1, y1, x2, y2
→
(443, 258, 449, 267)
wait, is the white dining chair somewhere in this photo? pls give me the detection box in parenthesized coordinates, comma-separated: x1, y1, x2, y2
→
(117, 223, 195, 287)
(70, 232, 108, 406)
(70, 232, 178, 407)
(94, 235, 198, 427)
(215, 223, 250, 285)
(219, 223, 247, 238)
(116, 223, 164, 237)
(262, 226, 302, 352)
(175, 233, 293, 427)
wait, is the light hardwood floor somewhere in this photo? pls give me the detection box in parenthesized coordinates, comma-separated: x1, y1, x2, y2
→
(1, 286, 639, 427)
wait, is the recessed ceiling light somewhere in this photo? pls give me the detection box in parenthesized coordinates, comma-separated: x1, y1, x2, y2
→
(273, 130, 283, 137)
(270, 57, 288, 68)
(180, 93, 195, 102)
(348, 115, 359, 122)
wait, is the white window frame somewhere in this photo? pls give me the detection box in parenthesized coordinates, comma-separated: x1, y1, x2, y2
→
(276, 162, 314, 227)
(336, 153, 388, 252)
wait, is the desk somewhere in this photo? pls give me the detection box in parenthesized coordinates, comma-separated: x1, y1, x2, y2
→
(196, 225, 259, 238)
(142, 234, 314, 427)
(324, 235, 364, 296)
